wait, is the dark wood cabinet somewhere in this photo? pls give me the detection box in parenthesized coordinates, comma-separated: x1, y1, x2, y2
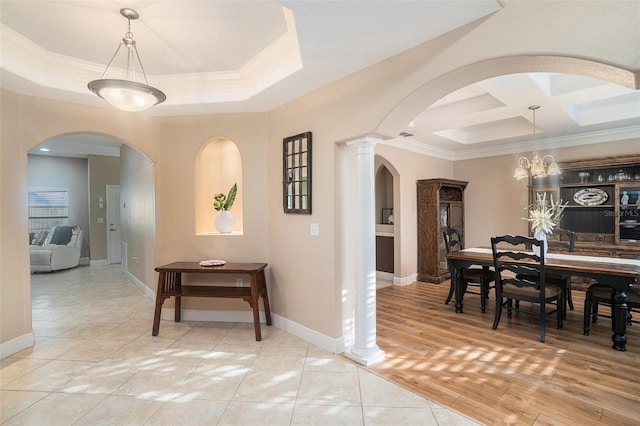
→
(417, 178, 467, 283)
(529, 154, 640, 259)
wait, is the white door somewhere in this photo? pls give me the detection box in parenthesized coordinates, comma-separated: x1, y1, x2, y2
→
(106, 185, 122, 264)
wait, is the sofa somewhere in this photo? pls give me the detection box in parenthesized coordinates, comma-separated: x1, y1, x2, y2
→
(29, 225, 83, 273)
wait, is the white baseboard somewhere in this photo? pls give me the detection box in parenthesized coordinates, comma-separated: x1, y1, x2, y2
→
(394, 273, 417, 286)
(0, 332, 34, 359)
(271, 313, 344, 354)
(157, 309, 343, 354)
(376, 271, 394, 281)
(90, 259, 108, 266)
(123, 273, 344, 355)
(123, 269, 156, 301)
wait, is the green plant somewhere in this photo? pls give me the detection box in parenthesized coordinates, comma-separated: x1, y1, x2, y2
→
(523, 192, 568, 234)
(213, 183, 237, 212)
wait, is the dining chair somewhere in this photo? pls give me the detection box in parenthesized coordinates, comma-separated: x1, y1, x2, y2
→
(546, 228, 576, 311)
(490, 235, 563, 342)
(443, 227, 495, 313)
(583, 283, 640, 336)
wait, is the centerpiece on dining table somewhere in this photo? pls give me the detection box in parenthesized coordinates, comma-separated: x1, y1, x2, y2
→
(523, 192, 568, 256)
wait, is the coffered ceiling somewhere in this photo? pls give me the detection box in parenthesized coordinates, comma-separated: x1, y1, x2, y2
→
(2, 1, 638, 158)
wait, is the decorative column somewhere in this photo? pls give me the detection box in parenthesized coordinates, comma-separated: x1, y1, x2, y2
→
(344, 137, 385, 365)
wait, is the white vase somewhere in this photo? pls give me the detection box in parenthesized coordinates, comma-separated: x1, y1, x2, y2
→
(215, 211, 235, 233)
(533, 228, 548, 257)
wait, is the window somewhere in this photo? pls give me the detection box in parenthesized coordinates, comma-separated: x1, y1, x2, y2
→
(28, 188, 69, 232)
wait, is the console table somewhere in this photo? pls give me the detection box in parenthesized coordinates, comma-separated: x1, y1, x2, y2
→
(153, 261, 271, 341)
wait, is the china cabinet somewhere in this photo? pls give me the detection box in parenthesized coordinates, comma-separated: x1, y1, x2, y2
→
(528, 154, 640, 259)
(417, 178, 467, 283)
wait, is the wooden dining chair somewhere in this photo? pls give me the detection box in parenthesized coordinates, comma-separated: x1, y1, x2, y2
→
(443, 227, 495, 313)
(583, 283, 640, 336)
(491, 235, 563, 342)
(546, 228, 576, 311)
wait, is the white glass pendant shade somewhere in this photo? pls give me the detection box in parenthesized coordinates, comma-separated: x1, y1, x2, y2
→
(88, 8, 165, 112)
(88, 79, 166, 112)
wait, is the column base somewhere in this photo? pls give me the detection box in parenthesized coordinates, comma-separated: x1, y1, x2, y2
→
(344, 345, 385, 366)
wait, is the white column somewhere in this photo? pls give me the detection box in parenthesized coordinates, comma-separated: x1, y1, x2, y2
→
(344, 137, 385, 366)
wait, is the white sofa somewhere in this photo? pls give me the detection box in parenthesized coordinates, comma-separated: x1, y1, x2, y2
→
(30, 226, 83, 273)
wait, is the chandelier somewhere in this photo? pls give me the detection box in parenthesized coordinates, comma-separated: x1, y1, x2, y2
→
(513, 105, 561, 180)
(88, 8, 166, 112)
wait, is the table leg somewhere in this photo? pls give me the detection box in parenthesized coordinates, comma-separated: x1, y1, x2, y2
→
(249, 273, 262, 341)
(611, 289, 628, 351)
(453, 267, 464, 314)
(152, 272, 165, 336)
(174, 272, 182, 323)
(259, 270, 272, 326)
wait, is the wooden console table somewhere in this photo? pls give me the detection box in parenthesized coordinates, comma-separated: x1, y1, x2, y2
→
(153, 261, 271, 341)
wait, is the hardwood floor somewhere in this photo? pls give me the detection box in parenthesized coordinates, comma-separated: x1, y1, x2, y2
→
(362, 281, 640, 425)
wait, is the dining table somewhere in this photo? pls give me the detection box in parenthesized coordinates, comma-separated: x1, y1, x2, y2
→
(446, 247, 640, 351)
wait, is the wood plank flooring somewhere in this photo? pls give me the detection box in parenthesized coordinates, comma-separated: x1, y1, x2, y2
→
(360, 281, 640, 425)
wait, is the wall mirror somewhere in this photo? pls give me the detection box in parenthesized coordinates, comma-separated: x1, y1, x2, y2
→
(283, 132, 312, 214)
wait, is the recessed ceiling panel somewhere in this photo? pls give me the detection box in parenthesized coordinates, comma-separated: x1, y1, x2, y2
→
(564, 91, 640, 126)
(434, 116, 540, 144)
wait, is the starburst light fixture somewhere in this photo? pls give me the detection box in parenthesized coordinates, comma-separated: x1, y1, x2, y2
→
(88, 8, 166, 112)
(513, 105, 561, 180)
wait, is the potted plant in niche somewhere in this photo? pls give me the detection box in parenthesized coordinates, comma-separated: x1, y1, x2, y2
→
(523, 192, 568, 256)
(213, 183, 237, 233)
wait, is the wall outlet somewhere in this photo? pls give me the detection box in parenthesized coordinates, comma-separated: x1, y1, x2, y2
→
(236, 278, 243, 287)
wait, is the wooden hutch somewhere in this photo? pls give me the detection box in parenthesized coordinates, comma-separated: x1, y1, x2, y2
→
(528, 154, 640, 259)
(417, 178, 468, 283)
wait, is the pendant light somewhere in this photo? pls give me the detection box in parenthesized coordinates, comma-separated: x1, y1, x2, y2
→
(88, 8, 166, 112)
(513, 105, 561, 180)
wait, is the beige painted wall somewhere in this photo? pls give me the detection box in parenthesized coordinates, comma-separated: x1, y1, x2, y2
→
(88, 154, 120, 261)
(120, 145, 156, 287)
(2, 1, 639, 355)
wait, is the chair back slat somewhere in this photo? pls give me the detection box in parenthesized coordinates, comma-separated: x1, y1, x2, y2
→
(546, 228, 576, 252)
(443, 227, 464, 254)
(490, 234, 563, 342)
(491, 235, 547, 295)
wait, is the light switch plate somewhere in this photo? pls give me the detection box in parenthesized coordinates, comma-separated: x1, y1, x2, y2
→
(97, 217, 104, 224)
(310, 223, 320, 236)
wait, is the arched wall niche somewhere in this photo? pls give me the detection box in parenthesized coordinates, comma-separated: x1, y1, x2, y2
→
(374, 164, 394, 225)
(373, 155, 402, 281)
(376, 55, 639, 139)
(195, 136, 243, 234)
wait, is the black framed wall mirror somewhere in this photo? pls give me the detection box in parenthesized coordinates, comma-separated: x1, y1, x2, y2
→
(283, 132, 312, 214)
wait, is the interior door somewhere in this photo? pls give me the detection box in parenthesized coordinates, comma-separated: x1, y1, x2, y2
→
(106, 185, 121, 264)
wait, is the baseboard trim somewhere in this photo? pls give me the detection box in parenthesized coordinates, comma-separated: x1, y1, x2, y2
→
(376, 271, 394, 281)
(394, 273, 417, 286)
(90, 259, 108, 266)
(0, 332, 34, 359)
(121, 273, 343, 355)
(123, 269, 156, 301)
(271, 313, 344, 354)
(157, 309, 342, 354)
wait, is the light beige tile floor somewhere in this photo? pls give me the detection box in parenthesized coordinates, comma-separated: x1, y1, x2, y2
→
(1, 265, 480, 425)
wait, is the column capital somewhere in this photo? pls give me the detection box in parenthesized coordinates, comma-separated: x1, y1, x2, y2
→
(345, 136, 383, 151)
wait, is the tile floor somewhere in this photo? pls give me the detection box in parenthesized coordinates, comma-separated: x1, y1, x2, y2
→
(1, 265, 479, 425)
